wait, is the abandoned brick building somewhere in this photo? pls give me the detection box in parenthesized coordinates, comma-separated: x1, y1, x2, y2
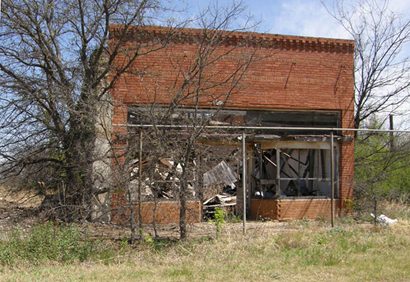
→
(108, 25, 355, 224)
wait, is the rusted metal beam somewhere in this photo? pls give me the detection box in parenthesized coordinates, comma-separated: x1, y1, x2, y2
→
(121, 123, 410, 134)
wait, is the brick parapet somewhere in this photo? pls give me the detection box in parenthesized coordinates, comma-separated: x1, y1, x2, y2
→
(110, 25, 354, 54)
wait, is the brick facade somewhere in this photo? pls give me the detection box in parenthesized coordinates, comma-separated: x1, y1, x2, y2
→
(109, 26, 355, 221)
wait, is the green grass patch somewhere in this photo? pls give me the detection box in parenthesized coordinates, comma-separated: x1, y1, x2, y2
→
(0, 223, 115, 265)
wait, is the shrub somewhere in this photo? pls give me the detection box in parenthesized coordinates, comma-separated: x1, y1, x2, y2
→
(0, 223, 113, 266)
(213, 208, 225, 238)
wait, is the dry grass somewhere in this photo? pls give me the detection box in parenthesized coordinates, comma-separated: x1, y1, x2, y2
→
(0, 185, 43, 208)
(1, 218, 409, 282)
(1, 185, 409, 281)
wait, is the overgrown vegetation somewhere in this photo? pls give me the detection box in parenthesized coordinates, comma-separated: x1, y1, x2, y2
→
(354, 118, 410, 220)
(213, 207, 226, 237)
(1, 219, 409, 281)
(0, 223, 115, 266)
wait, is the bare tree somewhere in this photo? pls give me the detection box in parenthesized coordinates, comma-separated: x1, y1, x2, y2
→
(325, 0, 410, 129)
(0, 0, 171, 220)
(0, 0, 256, 241)
(119, 2, 257, 239)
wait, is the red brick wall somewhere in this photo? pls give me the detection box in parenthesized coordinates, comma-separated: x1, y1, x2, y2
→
(110, 26, 355, 218)
(111, 45, 354, 113)
(250, 198, 341, 220)
(278, 199, 341, 220)
(250, 199, 278, 220)
(110, 27, 354, 122)
(111, 193, 202, 225)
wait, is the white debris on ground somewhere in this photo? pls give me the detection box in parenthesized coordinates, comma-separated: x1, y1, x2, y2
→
(370, 213, 398, 226)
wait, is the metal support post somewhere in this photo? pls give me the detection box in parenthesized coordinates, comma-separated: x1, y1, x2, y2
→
(242, 132, 247, 235)
(330, 132, 335, 228)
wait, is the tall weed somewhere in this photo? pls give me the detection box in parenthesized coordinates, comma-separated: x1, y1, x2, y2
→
(0, 223, 112, 265)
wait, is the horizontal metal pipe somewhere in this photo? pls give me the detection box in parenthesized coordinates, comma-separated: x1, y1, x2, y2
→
(278, 178, 332, 181)
(113, 123, 410, 133)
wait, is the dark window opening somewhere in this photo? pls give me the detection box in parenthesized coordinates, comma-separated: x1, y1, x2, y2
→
(252, 146, 339, 199)
(127, 106, 340, 135)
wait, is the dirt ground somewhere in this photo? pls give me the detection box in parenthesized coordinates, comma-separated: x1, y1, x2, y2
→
(0, 185, 309, 240)
(0, 185, 44, 234)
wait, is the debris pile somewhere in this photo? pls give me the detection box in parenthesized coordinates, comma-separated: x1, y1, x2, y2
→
(203, 193, 236, 218)
(129, 158, 193, 200)
(128, 157, 240, 219)
(202, 161, 238, 218)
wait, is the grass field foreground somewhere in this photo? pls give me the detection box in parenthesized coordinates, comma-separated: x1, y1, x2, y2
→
(0, 218, 409, 282)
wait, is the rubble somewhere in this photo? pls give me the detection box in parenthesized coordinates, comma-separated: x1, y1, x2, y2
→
(202, 161, 238, 218)
(203, 161, 237, 187)
(203, 193, 237, 218)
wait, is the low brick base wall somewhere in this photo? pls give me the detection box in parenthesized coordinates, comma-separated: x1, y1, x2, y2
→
(111, 194, 202, 225)
(250, 199, 278, 220)
(250, 198, 340, 220)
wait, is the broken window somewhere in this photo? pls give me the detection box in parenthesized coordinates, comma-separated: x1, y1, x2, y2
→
(253, 143, 339, 199)
(246, 110, 340, 134)
(128, 106, 340, 134)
